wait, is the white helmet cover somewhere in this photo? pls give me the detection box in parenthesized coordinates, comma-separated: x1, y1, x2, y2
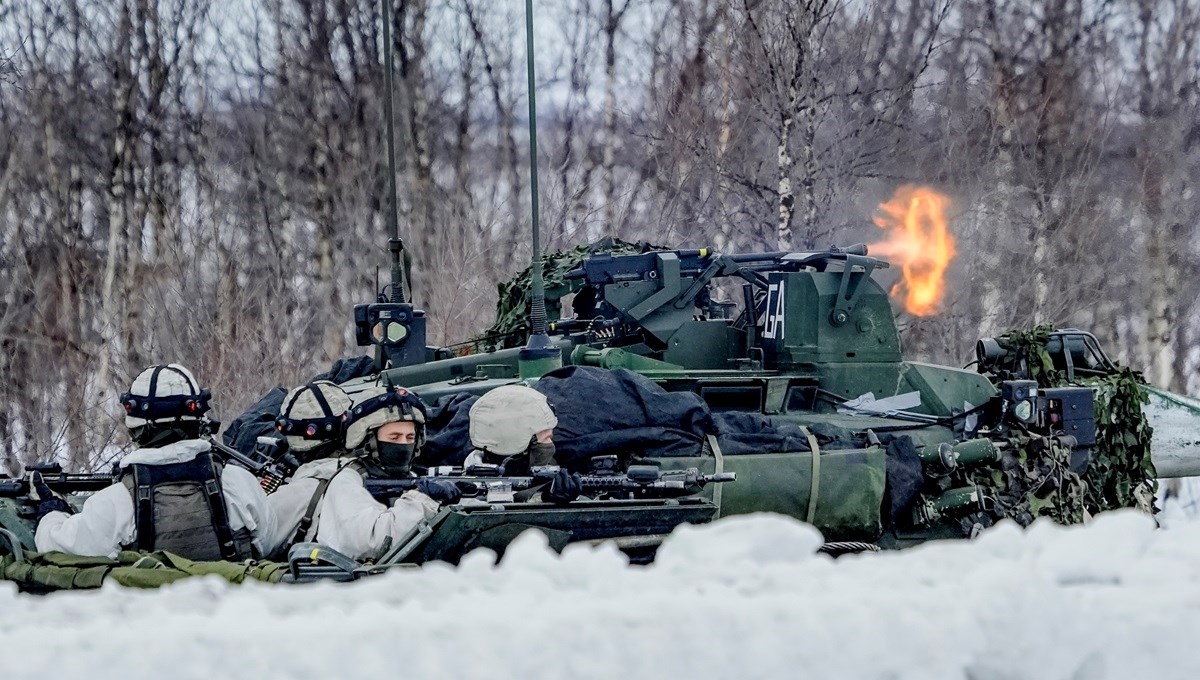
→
(344, 385, 427, 451)
(468, 385, 557, 456)
(277, 381, 353, 453)
(123, 364, 209, 429)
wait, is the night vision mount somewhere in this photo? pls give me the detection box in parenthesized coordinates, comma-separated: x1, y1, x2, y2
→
(354, 298, 429, 369)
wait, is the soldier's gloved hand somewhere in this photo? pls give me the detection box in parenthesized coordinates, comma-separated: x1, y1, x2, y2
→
(545, 469, 582, 504)
(416, 478, 462, 505)
(27, 472, 72, 521)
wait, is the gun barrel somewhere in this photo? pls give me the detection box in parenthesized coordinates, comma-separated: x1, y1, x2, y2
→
(208, 438, 265, 474)
(0, 474, 116, 497)
(364, 478, 513, 500)
(700, 472, 737, 484)
(363, 479, 419, 497)
(727, 251, 789, 263)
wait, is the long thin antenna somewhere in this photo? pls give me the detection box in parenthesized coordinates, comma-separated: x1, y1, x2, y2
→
(525, 0, 546, 336)
(381, 0, 406, 303)
(518, 0, 562, 377)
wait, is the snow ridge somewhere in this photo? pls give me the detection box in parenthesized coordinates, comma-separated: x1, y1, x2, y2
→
(4, 511, 1199, 679)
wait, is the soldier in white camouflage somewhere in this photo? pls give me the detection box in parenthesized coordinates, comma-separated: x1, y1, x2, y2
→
(34, 364, 278, 561)
(266, 381, 459, 561)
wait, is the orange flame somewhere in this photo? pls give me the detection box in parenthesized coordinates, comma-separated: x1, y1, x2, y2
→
(869, 186, 955, 316)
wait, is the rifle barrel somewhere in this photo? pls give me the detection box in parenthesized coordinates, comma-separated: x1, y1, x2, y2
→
(0, 475, 116, 497)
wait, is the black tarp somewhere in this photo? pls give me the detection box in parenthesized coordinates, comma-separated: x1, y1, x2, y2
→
(311, 356, 376, 384)
(220, 356, 376, 454)
(420, 393, 480, 466)
(420, 368, 851, 470)
(532, 367, 716, 468)
(711, 413, 857, 456)
(881, 435, 924, 527)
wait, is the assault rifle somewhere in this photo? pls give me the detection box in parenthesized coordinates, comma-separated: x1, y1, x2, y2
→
(0, 462, 119, 498)
(205, 435, 300, 494)
(365, 464, 736, 503)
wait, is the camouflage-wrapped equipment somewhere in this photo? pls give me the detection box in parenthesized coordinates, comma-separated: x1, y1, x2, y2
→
(977, 325, 1157, 518)
(478, 238, 664, 350)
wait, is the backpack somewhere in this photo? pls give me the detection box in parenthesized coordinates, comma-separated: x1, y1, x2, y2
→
(121, 451, 254, 562)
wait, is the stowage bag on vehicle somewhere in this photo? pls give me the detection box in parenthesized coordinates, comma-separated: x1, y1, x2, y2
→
(530, 366, 717, 469)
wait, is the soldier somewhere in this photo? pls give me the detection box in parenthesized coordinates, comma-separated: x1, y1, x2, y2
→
(267, 382, 460, 561)
(464, 384, 582, 504)
(34, 364, 278, 561)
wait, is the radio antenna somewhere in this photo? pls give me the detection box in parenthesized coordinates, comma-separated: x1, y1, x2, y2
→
(381, 0, 406, 303)
(352, 0, 429, 371)
(518, 0, 562, 377)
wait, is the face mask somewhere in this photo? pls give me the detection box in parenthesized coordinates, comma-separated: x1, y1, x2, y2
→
(376, 441, 417, 475)
(529, 441, 557, 468)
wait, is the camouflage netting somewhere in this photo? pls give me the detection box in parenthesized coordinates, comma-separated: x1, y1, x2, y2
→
(965, 434, 1086, 527)
(977, 325, 1157, 525)
(475, 238, 669, 351)
(0, 550, 288, 592)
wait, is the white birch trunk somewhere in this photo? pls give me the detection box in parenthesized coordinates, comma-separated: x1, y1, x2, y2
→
(776, 99, 795, 251)
(1146, 219, 1180, 389)
(96, 5, 136, 430)
(602, 2, 620, 238)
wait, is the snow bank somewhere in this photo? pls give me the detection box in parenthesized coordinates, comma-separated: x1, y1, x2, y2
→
(5, 511, 1200, 680)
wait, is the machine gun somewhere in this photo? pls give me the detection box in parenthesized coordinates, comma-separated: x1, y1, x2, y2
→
(0, 462, 118, 499)
(365, 464, 736, 503)
(205, 435, 300, 494)
(559, 245, 888, 347)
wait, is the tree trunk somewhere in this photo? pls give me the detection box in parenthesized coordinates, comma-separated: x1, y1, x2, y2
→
(776, 107, 795, 251)
(602, 0, 626, 238)
(96, 0, 137, 418)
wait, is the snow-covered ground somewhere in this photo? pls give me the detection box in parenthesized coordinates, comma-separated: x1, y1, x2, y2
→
(5, 509, 1200, 680)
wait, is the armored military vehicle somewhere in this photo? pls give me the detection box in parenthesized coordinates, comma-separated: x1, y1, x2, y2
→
(345, 241, 1187, 553)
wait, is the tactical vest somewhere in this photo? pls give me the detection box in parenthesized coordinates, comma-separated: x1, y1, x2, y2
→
(120, 451, 254, 562)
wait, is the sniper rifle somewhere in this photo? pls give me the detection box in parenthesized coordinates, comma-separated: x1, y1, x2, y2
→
(365, 464, 736, 502)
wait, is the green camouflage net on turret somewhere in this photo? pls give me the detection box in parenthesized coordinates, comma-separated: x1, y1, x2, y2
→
(467, 238, 668, 352)
(979, 325, 1156, 523)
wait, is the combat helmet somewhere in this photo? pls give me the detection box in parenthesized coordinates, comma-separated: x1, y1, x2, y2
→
(275, 381, 353, 456)
(344, 385, 428, 451)
(344, 385, 428, 476)
(468, 385, 557, 456)
(121, 364, 212, 444)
